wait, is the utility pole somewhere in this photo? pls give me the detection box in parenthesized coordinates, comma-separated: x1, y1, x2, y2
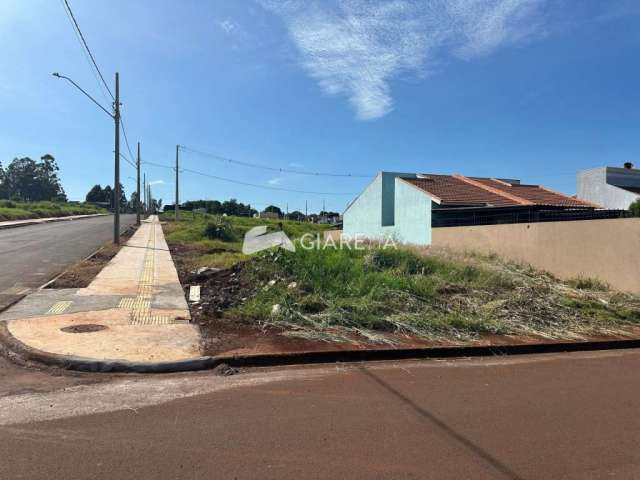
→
(113, 72, 121, 245)
(52, 71, 123, 235)
(136, 142, 141, 226)
(175, 144, 180, 221)
(143, 173, 146, 213)
(305, 200, 308, 219)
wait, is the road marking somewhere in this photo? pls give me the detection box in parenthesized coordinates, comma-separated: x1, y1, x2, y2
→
(46, 301, 72, 315)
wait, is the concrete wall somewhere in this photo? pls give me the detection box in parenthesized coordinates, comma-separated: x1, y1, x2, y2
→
(393, 178, 432, 245)
(432, 218, 640, 293)
(577, 167, 640, 210)
(343, 174, 386, 240)
(342, 172, 432, 245)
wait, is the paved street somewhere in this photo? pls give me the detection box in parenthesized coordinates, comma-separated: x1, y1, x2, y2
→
(2, 349, 640, 479)
(0, 215, 136, 308)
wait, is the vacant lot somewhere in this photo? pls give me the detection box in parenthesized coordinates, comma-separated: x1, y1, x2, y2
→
(0, 200, 105, 221)
(162, 214, 640, 352)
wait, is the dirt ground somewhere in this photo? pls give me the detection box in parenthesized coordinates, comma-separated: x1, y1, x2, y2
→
(170, 246, 338, 355)
(46, 225, 138, 289)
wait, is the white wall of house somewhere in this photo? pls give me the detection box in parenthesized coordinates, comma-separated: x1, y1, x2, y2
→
(343, 172, 435, 246)
(577, 166, 640, 210)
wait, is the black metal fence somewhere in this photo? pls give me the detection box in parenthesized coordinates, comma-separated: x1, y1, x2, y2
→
(432, 207, 629, 228)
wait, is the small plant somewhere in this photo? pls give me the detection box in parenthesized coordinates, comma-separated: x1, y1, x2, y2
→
(567, 276, 609, 291)
(629, 199, 640, 218)
(204, 216, 236, 242)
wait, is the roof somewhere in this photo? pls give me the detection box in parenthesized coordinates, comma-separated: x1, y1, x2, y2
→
(403, 174, 596, 208)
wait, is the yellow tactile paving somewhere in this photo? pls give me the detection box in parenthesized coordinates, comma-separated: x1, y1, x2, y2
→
(6, 216, 198, 364)
(46, 301, 72, 315)
(113, 222, 186, 326)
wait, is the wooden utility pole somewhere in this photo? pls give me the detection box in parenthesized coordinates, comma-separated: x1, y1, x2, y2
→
(136, 142, 141, 226)
(113, 72, 120, 244)
(175, 144, 180, 221)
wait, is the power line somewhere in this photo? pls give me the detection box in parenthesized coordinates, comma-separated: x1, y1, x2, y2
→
(119, 115, 136, 165)
(61, 0, 114, 101)
(144, 160, 175, 170)
(142, 160, 356, 196)
(118, 152, 137, 170)
(58, 0, 110, 105)
(183, 167, 355, 195)
(180, 145, 372, 178)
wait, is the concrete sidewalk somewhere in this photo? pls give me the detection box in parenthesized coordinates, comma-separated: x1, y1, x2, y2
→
(0, 216, 200, 364)
(0, 213, 107, 230)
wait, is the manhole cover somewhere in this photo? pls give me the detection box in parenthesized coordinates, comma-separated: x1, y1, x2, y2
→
(60, 324, 108, 334)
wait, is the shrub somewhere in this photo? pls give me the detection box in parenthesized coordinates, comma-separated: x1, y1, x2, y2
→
(567, 276, 609, 291)
(204, 216, 236, 242)
(630, 199, 640, 218)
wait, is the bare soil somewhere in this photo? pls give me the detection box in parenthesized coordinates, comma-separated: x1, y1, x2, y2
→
(170, 247, 334, 355)
(46, 225, 138, 289)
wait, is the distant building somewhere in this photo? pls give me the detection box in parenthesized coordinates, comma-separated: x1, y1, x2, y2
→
(259, 210, 280, 220)
(343, 172, 601, 246)
(577, 163, 640, 210)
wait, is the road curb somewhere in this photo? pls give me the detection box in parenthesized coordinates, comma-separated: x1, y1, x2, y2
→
(2, 321, 640, 373)
(0, 214, 108, 231)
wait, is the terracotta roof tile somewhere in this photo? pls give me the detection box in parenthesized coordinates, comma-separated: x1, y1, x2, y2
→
(403, 175, 517, 207)
(403, 174, 595, 208)
(469, 178, 596, 207)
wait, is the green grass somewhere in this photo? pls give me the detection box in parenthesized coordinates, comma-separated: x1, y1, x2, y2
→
(161, 212, 640, 344)
(160, 212, 331, 270)
(0, 200, 105, 221)
(228, 246, 640, 343)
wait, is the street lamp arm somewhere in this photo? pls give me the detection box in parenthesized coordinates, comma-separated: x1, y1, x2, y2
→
(51, 72, 114, 119)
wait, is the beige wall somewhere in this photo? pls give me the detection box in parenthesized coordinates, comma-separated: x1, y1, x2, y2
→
(432, 218, 640, 293)
(324, 230, 343, 242)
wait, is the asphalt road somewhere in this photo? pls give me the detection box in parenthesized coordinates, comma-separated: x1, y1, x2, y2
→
(0, 215, 136, 307)
(2, 349, 640, 479)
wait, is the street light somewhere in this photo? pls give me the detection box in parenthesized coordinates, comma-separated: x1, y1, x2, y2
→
(52, 71, 122, 245)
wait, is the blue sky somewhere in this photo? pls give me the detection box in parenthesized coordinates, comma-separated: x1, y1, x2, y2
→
(1, 0, 639, 213)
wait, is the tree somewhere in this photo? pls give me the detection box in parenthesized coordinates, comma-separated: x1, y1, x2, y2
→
(103, 185, 113, 206)
(286, 210, 306, 221)
(264, 205, 283, 217)
(629, 199, 640, 217)
(37, 154, 66, 201)
(0, 161, 7, 199)
(86, 184, 104, 203)
(319, 210, 340, 218)
(116, 183, 127, 209)
(2, 155, 66, 201)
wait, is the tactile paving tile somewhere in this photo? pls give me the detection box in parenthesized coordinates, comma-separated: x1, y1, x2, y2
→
(46, 301, 73, 315)
(119, 223, 183, 326)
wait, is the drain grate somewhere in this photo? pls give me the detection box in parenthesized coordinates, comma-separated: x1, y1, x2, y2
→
(60, 324, 107, 334)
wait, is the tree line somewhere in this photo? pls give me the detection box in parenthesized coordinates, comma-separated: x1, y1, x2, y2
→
(85, 184, 162, 213)
(0, 155, 66, 202)
(172, 199, 257, 216)
(168, 199, 340, 222)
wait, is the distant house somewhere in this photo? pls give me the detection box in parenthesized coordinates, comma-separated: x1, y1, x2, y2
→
(343, 172, 601, 246)
(577, 163, 640, 210)
(259, 210, 280, 220)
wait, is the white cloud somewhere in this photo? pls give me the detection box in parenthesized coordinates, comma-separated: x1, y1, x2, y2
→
(268, 177, 282, 185)
(289, 162, 303, 168)
(219, 19, 238, 34)
(260, 0, 544, 120)
(148, 180, 165, 186)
